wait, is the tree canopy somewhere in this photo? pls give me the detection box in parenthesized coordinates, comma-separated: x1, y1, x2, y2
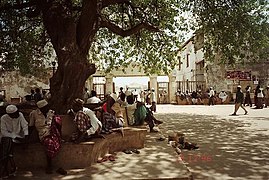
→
(184, 0, 269, 65)
(1, 0, 268, 76)
(1, 0, 269, 114)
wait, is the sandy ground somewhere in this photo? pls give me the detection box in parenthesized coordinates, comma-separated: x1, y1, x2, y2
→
(155, 104, 269, 180)
(11, 104, 269, 179)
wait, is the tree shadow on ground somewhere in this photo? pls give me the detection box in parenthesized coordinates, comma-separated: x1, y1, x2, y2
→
(15, 132, 191, 180)
(155, 113, 269, 180)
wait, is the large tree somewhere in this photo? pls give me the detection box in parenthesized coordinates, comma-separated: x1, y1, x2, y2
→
(0, 0, 268, 113)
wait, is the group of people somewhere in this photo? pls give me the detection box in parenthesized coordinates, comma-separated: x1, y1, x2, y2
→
(0, 100, 67, 178)
(0, 87, 162, 178)
(176, 88, 229, 105)
(28, 88, 51, 103)
(231, 84, 269, 115)
(243, 85, 269, 109)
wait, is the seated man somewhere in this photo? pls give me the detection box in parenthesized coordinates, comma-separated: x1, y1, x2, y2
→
(100, 94, 124, 134)
(70, 98, 102, 142)
(29, 99, 66, 175)
(191, 91, 198, 105)
(0, 105, 28, 178)
(127, 101, 162, 132)
(218, 90, 228, 104)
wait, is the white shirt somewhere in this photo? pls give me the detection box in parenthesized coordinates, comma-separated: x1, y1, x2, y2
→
(151, 91, 157, 102)
(1, 112, 29, 140)
(83, 107, 102, 135)
(29, 109, 54, 140)
(257, 91, 264, 98)
(125, 90, 132, 96)
(219, 91, 227, 102)
(209, 89, 215, 97)
(86, 96, 101, 104)
(133, 91, 139, 96)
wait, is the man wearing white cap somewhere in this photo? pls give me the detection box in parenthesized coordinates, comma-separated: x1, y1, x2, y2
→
(231, 85, 248, 115)
(0, 105, 28, 178)
(29, 99, 66, 175)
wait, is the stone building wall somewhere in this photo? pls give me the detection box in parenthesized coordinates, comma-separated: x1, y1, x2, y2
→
(0, 71, 50, 101)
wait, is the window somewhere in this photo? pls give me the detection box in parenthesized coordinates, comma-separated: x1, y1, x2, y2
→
(178, 56, 181, 70)
(186, 54, 190, 68)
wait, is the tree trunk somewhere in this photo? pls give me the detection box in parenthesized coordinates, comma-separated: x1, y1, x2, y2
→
(49, 50, 96, 114)
(40, 2, 98, 114)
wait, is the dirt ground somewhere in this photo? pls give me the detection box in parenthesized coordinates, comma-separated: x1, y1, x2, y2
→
(155, 104, 269, 180)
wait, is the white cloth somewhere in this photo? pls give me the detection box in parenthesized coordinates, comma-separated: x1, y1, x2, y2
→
(83, 107, 102, 135)
(1, 112, 28, 140)
(86, 96, 101, 104)
(219, 92, 228, 102)
(209, 89, 215, 97)
(151, 91, 157, 102)
(257, 91, 264, 98)
(133, 90, 139, 96)
(125, 90, 132, 96)
(6, 105, 18, 114)
(29, 109, 54, 140)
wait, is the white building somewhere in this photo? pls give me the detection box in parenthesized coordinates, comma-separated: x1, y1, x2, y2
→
(176, 34, 269, 94)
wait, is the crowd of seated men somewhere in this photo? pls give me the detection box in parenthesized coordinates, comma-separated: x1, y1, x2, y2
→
(0, 89, 162, 178)
(176, 89, 231, 105)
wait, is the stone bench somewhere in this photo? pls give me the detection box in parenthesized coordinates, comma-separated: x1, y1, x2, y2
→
(8, 109, 147, 169)
(14, 127, 147, 169)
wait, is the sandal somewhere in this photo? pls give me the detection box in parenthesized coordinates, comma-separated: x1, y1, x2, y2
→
(123, 150, 132, 154)
(108, 155, 116, 161)
(131, 149, 140, 154)
(97, 156, 109, 163)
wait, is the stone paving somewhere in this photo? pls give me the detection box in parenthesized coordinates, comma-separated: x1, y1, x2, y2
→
(155, 104, 269, 180)
(11, 104, 269, 179)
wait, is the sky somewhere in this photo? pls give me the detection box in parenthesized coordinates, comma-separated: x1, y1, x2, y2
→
(113, 76, 169, 88)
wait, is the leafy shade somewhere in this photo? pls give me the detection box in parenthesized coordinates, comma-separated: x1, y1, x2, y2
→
(0, 0, 185, 76)
(89, 1, 185, 75)
(182, 0, 269, 64)
(1, 0, 268, 77)
(0, 6, 52, 76)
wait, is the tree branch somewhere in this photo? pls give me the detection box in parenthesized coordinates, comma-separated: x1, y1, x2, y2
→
(76, 0, 98, 54)
(0, 1, 36, 11)
(100, 19, 159, 37)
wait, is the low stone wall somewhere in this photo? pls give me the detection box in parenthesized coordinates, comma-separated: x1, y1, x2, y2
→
(14, 127, 147, 169)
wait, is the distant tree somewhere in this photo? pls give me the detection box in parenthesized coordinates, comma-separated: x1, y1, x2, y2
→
(0, 0, 268, 113)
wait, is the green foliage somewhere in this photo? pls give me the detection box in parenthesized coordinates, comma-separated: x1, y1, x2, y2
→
(0, 2, 52, 76)
(181, 0, 269, 65)
(90, 0, 185, 75)
(1, 0, 268, 77)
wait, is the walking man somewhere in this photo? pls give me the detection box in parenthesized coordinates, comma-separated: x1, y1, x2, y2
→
(231, 86, 248, 116)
